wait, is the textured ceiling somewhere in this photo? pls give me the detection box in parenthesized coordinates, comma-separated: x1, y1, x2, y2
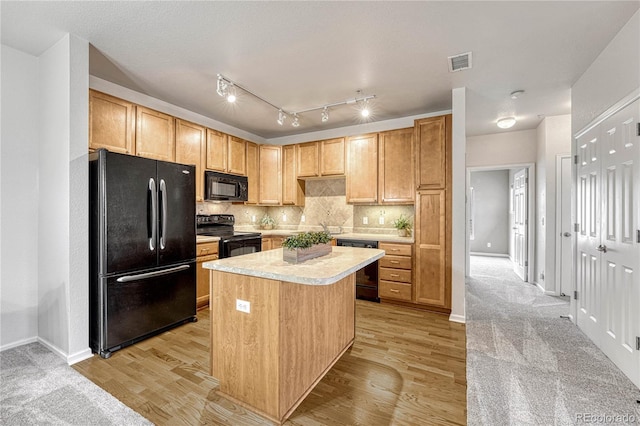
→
(2, 1, 638, 140)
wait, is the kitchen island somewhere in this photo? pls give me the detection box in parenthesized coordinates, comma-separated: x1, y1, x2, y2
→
(203, 246, 384, 424)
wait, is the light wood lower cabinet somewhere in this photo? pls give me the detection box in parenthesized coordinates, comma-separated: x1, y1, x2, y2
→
(262, 236, 285, 251)
(196, 241, 218, 309)
(378, 243, 413, 302)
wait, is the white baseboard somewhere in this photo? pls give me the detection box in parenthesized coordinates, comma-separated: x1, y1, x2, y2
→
(449, 314, 466, 324)
(68, 347, 93, 365)
(0, 336, 38, 352)
(469, 252, 509, 258)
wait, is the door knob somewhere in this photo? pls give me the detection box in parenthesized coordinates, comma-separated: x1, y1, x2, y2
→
(563, 232, 571, 237)
(597, 244, 607, 253)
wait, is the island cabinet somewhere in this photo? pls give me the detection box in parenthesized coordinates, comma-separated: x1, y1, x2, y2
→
(196, 241, 218, 309)
(297, 138, 345, 178)
(89, 90, 135, 154)
(204, 246, 383, 424)
(259, 145, 282, 205)
(346, 133, 378, 203)
(175, 119, 206, 202)
(378, 127, 415, 204)
(282, 145, 305, 206)
(245, 141, 259, 204)
(415, 114, 451, 190)
(135, 106, 175, 162)
(206, 131, 247, 176)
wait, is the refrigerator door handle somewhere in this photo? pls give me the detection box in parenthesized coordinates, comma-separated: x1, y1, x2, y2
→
(160, 178, 167, 249)
(149, 178, 157, 251)
(116, 264, 190, 283)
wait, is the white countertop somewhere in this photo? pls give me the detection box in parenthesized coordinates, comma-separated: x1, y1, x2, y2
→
(203, 246, 384, 286)
(196, 235, 220, 243)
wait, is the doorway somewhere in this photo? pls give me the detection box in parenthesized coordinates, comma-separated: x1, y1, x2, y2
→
(555, 155, 573, 297)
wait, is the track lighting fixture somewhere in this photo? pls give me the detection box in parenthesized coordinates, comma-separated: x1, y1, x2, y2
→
(215, 74, 375, 129)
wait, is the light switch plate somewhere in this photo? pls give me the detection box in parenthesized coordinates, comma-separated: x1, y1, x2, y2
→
(236, 299, 250, 313)
(362, 216, 368, 225)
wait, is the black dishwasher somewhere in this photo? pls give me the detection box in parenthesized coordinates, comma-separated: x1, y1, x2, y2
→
(336, 239, 379, 302)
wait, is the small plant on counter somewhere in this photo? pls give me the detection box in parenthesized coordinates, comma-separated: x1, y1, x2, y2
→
(392, 214, 412, 236)
(282, 231, 332, 250)
(260, 214, 276, 230)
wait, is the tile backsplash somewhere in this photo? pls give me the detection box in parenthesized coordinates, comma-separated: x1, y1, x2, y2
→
(197, 177, 414, 235)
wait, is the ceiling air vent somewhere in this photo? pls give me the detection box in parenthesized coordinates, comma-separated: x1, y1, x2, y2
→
(448, 52, 472, 72)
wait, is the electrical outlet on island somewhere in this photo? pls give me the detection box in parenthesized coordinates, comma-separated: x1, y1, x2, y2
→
(236, 299, 250, 313)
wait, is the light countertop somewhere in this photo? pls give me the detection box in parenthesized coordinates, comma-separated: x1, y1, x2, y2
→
(203, 246, 384, 286)
(237, 228, 414, 244)
(196, 235, 220, 243)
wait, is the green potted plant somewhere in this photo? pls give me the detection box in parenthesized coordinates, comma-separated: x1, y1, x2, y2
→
(260, 214, 275, 230)
(282, 231, 333, 263)
(392, 214, 412, 237)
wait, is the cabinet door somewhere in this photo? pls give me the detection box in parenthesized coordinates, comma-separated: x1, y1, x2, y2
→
(346, 134, 378, 203)
(259, 145, 282, 205)
(282, 145, 304, 206)
(320, 138, 345, 176)
(415, 115, 450, 189)
(414, 190, 448, 308)
(262, 238, 272, 251)
(175, 119, 206, 202)
(196, 253, 218, 309)
(227, 136, 247, 176)
(379, 128, 414, 204)
(205, 129, 228, 172)
(135, 106, 175, 162)
(245, 142, 259, 204)
(89, 90, 135, 154)
(297, 142, 319, 177)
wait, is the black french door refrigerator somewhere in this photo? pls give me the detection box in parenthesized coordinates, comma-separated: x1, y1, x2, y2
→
(89, 149, 196, 358)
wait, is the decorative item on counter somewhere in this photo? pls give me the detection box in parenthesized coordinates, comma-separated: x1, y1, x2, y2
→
(260, 214, 276, 230)
(392, 214, 412, 237)
(282, 231, 333, 263)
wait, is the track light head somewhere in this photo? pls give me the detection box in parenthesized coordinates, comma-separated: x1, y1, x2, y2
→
(321, 107, 329, 122)
(292, 114, 300, 127)
(277, 110, 286, 126)
(360, 99, 370, 117)
(216, 75, 228, 98)
(226, 84, 237, 103)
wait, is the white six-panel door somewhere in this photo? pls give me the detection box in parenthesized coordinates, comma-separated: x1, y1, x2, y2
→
(513, 168, 528, 281)
(575, 98, 640, 388)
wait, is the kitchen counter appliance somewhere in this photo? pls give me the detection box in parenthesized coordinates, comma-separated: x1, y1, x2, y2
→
(89, 149, 197, 359)
(196, 214, 261, 258)
(336, 239, 379, 302)
(204, 171, 248, 202)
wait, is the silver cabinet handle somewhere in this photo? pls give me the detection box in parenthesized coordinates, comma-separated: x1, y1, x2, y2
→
(597, 244, 607, 253)
(160, 179, 167, 250)
(149, 178, 157, 251)
(116, 264, 190, 283)
(563, 232, 571, 237)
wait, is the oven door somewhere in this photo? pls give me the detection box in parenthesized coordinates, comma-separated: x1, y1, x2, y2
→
(219, 235, 262, 258)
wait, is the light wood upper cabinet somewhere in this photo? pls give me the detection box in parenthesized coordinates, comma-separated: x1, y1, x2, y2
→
(259, 145, 282, 205)
(89, 90, 135, 154)
(320, 138, 345, 176)
(415, 115, 450, 189)
(206, 129, 228, 172)
(282, 145, 305, 206)
(175, 119, 206, 202)
(297, 142, 319, 177)
(135, 106, 175, 162)
(245, 142, 259, 205)
(228, 136, 247, 176)
(379, 128, 414, 204)
(346, 134, 378, 204)
(296, 138, 345, 178)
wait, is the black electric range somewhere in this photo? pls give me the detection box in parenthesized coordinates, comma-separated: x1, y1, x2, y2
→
(196, 214, 262, 258)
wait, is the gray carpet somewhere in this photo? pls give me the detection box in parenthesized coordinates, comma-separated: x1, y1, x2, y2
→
(0, 342, 151, 425)
(466, 255, 640, 425)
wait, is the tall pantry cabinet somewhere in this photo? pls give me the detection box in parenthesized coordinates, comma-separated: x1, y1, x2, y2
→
(414, 115, 452, 311)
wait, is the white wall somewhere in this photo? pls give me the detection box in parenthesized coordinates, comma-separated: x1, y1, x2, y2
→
(37, 34, 90, 362)
(534, 115, 571, 293)
(572, 10, 640, 134)
(467, 129, 537, 168)
(469, 170, 510, 254)
(0, 45, 40, 349)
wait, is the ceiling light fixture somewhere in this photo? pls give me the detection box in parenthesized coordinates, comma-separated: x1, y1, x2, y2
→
(497, 117, 517, 129)
(510, 90, 525, 100)
(215, 74, 375, 129)
(321, 107, 329, 123)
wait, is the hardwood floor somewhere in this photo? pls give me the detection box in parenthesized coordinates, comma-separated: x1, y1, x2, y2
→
(73, 301, 466, 425)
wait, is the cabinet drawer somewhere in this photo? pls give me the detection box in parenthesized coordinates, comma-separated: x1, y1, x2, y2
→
(197, 242, 218, 257)
(379, 267, 412, 283)
(379, 243, 412, 257)
(379, 255, 412, 270)
(379, 280, 412, 301)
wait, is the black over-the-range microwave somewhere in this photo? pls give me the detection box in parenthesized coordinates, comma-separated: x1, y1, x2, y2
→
(204, 171, 248, 202)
